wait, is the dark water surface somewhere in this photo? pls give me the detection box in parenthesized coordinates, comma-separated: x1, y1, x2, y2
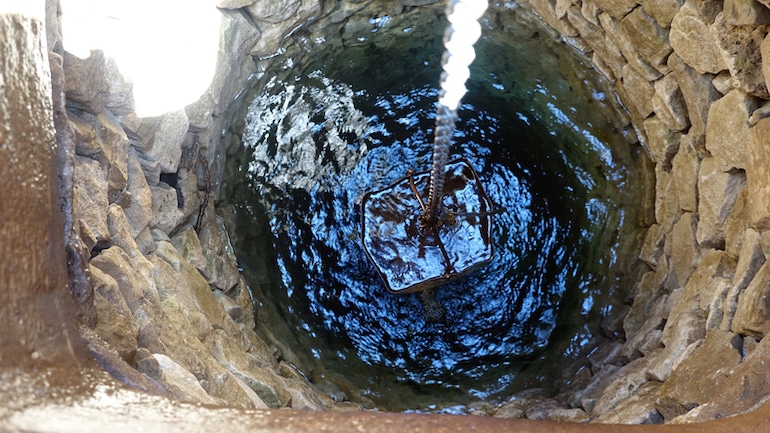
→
(223, 5, 646, 412)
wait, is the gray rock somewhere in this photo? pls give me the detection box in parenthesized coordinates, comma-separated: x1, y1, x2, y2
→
(150, 182, 185, 234)
(247, 0, 301, 23)
(104, 56, 136, 115)
(138, 110, 189, 174)
(123, 148, 153, 238)
(73, 155, 110, 252)
(198, 215, 241, 293)
(62, 50, 110, 114)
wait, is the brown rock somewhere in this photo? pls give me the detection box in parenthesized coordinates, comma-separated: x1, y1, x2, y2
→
(670, 134, 701, 212)
(706, 89, 761, 171)
(668, 53, 722, 137)
(719, 228, 763, 330)
(654, 165, 681, 230)
(591, 0, 638, 20)
(641, 0, 685, 28)
(747, 117, 770, 228)
(670, 0, 729, 74)
(645, 114, 683, 171)
(73, 110, 130, 202)
(667, 212, 700, 286)
(763, 34, 770, 97)
(73, 155, 110, 252)
(620, 63, 655, 119)
(724, 0, 770, 25)
(621, 7, 673, 71)
(91, 266, 139, 361)
(712, 13, 770, 98)
(732, 259, 770, 337)
(593, 381, 664, 424)
(656, 329, 743, 421)
(601, 12, 665, 81)
(697, 157, 747, 249)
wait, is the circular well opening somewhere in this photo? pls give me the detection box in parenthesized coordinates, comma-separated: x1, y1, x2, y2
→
(221, 3, 651, 412)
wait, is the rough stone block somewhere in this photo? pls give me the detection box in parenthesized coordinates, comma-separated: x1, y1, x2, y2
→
(644, 115, 682, 169)
(91, 266, 139, 361)
(124, 148, 153, 238)
(601, 12, 665, 80)
(137, 352, 221, 405)
(706, 89, 760, 171)
(591, 0, 638, 20)
(724, 0, 770, 24)
(720, 228, 764, 330)
(712, 12, 770, 98)
(593, 381, 664, 424)
(73, 155, 110, 252)
(641, 0, 685, 28)
(74, 110, 130, 202)
(62, 50, 110, 114)
(732, 255, 770, 337)
(696, 157, 747, 248)
(670, 134, 701, 212)
(669, 1, 728, 74)
(621, 63, 655, 119)
(667, 212, 701, 287)
(654, 163, 681, 230)
(652, 73, 690, 131)
(138, 110, 189, 174)
(747, 117, 770, 228)
(621, 7, 673, 70)
(104, 56, 136, 115)
(656, 329, 742, 421)
(150, 182, 185, 234)
(668, 53, 722, 137)
(762, 33, 770, 106)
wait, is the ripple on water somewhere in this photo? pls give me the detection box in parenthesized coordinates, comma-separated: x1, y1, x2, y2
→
(232, 65, 598, 406)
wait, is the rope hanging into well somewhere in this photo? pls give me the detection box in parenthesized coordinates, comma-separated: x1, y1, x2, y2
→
(424, 0, 488, 222)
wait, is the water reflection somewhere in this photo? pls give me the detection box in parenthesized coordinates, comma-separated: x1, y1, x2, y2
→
(225, 4, 643, 411)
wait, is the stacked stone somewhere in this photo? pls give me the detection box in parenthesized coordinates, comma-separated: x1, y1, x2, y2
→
(512, 0, 770, 425)
(57, 27, 341, 414)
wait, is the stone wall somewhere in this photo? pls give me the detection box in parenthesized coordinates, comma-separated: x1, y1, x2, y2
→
(511, 0, 770, 424)
(49, 0, 770, 425)
(49, 0, 346, 411)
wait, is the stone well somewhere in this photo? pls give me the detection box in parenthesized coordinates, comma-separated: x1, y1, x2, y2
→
(5, 0, 770, 430)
